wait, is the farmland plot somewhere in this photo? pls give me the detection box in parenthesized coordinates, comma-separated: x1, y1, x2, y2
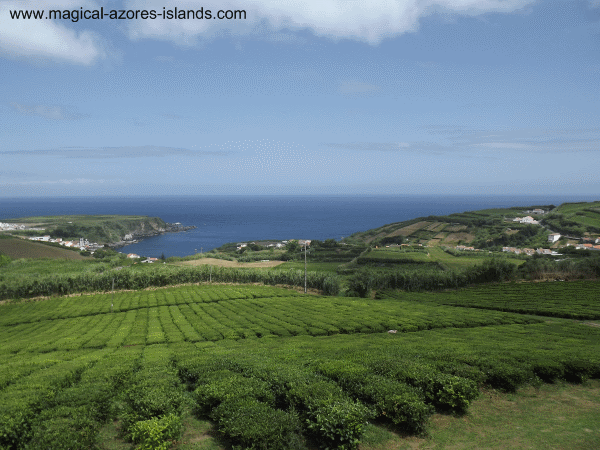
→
(0, 282, 599, 450)
(385, 280, 600, 319)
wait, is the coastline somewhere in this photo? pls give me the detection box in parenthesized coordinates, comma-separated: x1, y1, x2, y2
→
(108, 223, 196, 249)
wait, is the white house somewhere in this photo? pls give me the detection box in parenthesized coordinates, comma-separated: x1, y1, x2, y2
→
(519, 216, 536, 224)
(548, 233, 561, 243)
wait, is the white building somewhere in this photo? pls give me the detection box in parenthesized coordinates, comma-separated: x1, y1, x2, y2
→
(520, 216, 536, 224)
(548, 233, 561, 243)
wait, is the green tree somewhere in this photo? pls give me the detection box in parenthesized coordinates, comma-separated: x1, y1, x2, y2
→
(286, 240, 300, 253)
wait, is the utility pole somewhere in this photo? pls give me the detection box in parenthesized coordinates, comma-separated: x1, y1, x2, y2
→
(304, 241, 307, 294)
(111, 278, 114, 313)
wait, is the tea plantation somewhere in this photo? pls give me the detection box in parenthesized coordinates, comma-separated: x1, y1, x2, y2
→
(0, 282, 599, 450)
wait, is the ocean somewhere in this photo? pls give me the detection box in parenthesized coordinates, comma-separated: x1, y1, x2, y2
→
(1, 195, 596, 257)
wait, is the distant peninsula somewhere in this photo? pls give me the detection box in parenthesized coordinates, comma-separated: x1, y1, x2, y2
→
(0, 215, 196, 251)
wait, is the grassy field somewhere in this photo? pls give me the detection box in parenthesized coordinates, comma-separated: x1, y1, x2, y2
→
(358, 246, 525, 270)
(175, 258, 286, 269)
(359, 380, 600, 450)
(0, 235, 88, 260)
(540, 202, 600, 235)
(1, 281, 599, 450)
(276, 261, 342, 273)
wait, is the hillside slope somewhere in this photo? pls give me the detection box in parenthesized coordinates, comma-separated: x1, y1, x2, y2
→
(0, 235, 88, 260)
(344, 202, 600, 249)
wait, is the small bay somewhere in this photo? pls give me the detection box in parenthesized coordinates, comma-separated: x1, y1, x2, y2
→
(1, 194, 596, 257)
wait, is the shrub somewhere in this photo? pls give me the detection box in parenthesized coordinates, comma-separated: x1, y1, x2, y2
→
(211, 398, 305, 450)
(122, 376, 184, 435)
(563, 359, 595, 383)
(305, 400, 373, 450)
(130, 414, 182, 450)
(484, 363, 533, 392)
(193, 372, 275, 416)
(532, 360, 565, 383)
(26, 406, 100, 450)
(358, 377, 432, 433)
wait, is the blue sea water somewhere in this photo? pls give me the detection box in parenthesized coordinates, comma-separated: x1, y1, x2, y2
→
(1, 195, 597, 257)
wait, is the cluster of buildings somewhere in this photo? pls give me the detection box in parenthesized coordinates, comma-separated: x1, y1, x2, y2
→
(126, 254, 160, 263)
(512, 216, 540, 225)
(27, 235, 103, 252)
(509, 209, 546, 225)
(570, 242, 600, 251)
(502, 247, 562, 256)
(236, 240, 312, 251)
(0, 222, 27, 231)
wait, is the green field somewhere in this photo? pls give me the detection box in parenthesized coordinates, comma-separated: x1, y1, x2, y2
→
(359, 247, 525, 270)
(382, 280, 600, 320)
(1, 282, 599, 450)
(550, 202, 600, 233)
(276, 261, 342, 272)
(0, 235, 88, 260)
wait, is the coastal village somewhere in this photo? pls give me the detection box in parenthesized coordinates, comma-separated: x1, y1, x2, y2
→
(2, 206, 599, 260)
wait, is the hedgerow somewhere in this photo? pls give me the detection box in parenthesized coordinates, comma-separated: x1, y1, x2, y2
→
(0, 265, 340, 300)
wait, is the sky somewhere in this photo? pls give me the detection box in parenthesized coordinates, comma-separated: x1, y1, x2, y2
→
(1, 0, 599, 197)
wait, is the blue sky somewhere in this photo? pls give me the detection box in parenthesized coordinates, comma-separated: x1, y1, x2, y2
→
(1, 0, 599, 197)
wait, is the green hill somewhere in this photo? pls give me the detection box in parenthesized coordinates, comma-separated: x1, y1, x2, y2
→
(2, 214, 167, 244)
(543, 201, 600, 235)
(345, 202, 600, 249)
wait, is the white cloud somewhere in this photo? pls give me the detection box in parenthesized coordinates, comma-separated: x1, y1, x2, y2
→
(125, 0, 536, 45)
(326, 127, 600, 155)
(0, 0, 108, 65)
(478, 142, 533, 150)
(339, 81, 381, 95)
(10, 102, 85, 120)
(325, 142, 418, 152)
(0, 0, 537, 65)
(14, 178, 110, 185)
(1, 145, 231, 158)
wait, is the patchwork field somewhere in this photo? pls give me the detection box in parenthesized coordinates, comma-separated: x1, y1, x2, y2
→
(358, 246, 524, 270)
(387, 221, 432, 237)
(1, 282, 599, 450)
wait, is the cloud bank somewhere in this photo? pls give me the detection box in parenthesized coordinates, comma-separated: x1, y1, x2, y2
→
(10, 102, 86, 120)
(0, 1, 109, 65)
(1, 145, 231, 158)
(126, 0, 536, 45)
(327, 127, 600, 154)
(0, 0, 537, 66)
